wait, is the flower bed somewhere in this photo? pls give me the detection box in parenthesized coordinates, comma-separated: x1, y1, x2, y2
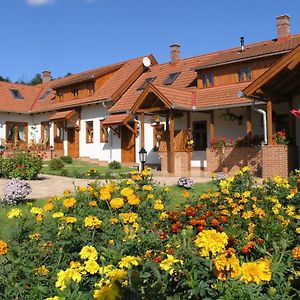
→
(1, 167, 300, 298)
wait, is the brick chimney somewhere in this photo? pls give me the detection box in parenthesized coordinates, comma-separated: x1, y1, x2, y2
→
(276, 14, 290, 42)
(170, 44, 181, 63)
(42, 71, 51, 83)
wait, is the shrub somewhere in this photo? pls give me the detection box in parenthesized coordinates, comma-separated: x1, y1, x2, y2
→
(85, 168, 99, 179)
(2, 180, 32, 204)
(108, 160, 121, 169)
(2, 151, 43, 180)
(48, 158, 65, 171)
(60, 156, 73, 164)
(60, 169, 69, 177)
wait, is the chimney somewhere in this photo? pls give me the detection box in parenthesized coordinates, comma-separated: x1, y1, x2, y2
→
(276, 14, 290, 42)
(42, 70, 51, 83)
(170, 43, 181, 63)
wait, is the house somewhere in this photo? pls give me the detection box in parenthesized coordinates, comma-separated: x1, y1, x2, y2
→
(0, 15, 299, 177)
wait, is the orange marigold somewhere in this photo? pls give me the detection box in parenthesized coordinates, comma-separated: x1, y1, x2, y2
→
(292, 246, 300, 259)
(63, 197, 76, 208)
(0, 240, 8, 255)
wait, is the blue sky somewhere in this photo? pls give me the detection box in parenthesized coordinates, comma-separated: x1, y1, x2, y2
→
(1, 0, 300, 82)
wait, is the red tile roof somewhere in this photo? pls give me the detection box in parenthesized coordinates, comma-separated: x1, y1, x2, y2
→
(49, 110, 76, 120)
(102, 113, 132, 126)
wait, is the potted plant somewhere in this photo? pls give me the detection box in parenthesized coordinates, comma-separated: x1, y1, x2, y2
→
(151, 114, 161, 125)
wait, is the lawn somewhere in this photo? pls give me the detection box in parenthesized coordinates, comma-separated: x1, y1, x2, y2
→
(42, 159, 135, 178)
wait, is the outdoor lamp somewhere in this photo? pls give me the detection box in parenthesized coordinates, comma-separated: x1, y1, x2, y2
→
(0, 144, 4, 157)
(139, 147, 147, 171)
(50, 145, 54, 159)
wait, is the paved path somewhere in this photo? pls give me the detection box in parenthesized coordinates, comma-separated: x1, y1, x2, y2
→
(0, 173, 212, 199)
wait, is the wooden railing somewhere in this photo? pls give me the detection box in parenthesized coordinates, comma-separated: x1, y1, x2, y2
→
(159, 129, 192, 152)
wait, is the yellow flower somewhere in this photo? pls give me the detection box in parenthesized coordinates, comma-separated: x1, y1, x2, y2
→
(110, 218, 119, 224)
(64, 216, 77, 224)
(242, 191, 251, 198)
(110, 198, 124, 209)
(84, 216, 102, 229)
(63, 189, 71, 196)
(79, 246, 98, 260)
(240, 258, 272, 284)
(45, 296, 60, 300)
(295, 228, 300, 234)
(34, 265, 49, 276)
(213, 252, 241, 281)
(194, 229, 228, 257)
(44, 202, 54, 211)
(55, 268, 82, 291)
(0, 240, 8, 255)
(36, 214, 44, 222)
(89, 200, 97, 207)
(85, 259, 100, 274)
(142, 185, 153, 191)
(132, 175, 142, 181)
(241, 166, 250, 173)
(31, 207, 43, 215)
(182, 190, 189, 198)
(118, 256, 140, 269)
(154, 200, 164, 210)
(292, 246, 300, 259)
(127, 195, 140, 206)
(52, 212, 64, 218)
(159, 212, 169, 221)
(147, 194, 154, 199)
(100, 187, 112, 201)
(159, 254, 182, 275)
(93, 282, 120, 300)
(119, 212, 138, 224)
(242, 211, 253, 219)
(7, 208, 22, 219)
(108, 269, 127, 282)
(164, 187, 170, 192)
(121, 187, 134, 197)
(63, 197, 76, 208)
(29, 233, 41, 240)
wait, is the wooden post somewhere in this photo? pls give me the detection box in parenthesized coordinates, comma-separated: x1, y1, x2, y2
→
(246, 106, 252, 146)
(267, 100, 273, 145)
(169, 110, 175, 173)
(141, 112, 145, 148)
(166, 111, 169, 131)
(209, 111, 215, 144)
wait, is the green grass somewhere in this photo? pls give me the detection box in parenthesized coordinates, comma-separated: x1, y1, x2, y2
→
(42, 160, 134, 178)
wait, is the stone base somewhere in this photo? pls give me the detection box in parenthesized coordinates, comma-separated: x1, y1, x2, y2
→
(159, 151, 191, 174)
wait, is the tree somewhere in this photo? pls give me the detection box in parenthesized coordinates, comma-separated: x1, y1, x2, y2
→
(0, 76, 10, 82)
(29, 73, 43, 85)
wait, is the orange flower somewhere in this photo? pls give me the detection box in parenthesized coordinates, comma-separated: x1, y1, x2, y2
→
(63, 197, 76, 208)
(44, 202, 54, 211)
(292, 246, 300, 259)
(88, 201, 97, 207)
(0, 240, 8, 255)
(182, 190, 189, 198)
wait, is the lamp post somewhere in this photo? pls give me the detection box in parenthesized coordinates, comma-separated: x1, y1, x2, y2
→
(139, 147, 147, 171)
(50, 145, 54, 159)
(0, 145, 4, 157)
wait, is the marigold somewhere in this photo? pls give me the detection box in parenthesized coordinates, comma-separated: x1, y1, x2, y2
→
(64, 216, 77, 223)
(154, 199, 164, 210)
(119, 212, 138, 224)
(127, 195, 140, 205)
(34, 265, 49, 276)
(85, 259, 100, 274)
(100, 187, 111, 200)
(55, 268, 82, 291)
(213, 252, 241, 281)
(93, 282, 120, 300)
(52, 212, 64, 218)
(31, 207, 43, 215)
(110, 198, 124, 209)
(120, 187, 134, 197)
(80, 246, 98, 260)
(292, 246, 300, 259)
(110, 218, 119, 224)
(118, 256, 140, 268)
(182, 190, 189, 198)
(0, 240, 8, 255)
(7, 208, 22, 219)
(194, 229, 228, 257)
(142, 185, 153, 191)
(44, 202, 54, 211)
(89, 200, 97, 207)
(63, 197, 76, 208)
(108, 268, 127, 282)
(159, 254, 182, 275)
(84, 216, 102, 229)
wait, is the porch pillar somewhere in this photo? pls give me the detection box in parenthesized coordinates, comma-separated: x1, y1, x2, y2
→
(246, 106, 252, 146)
(141, 112, 145, 148)
(169, 110, 175, 173)
(166, 111, 169, 131)
(209, 110, 215, 143)
(289, 98, 296, 142)
(267, 99, 273, 145)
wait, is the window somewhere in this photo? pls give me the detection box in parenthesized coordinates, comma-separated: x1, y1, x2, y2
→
(54, 121, 64, 142)
(57, 90, 63, 100)
(192, 121, 207, 151)
(72, 88, 79, 98)
(41, 121, 50, 145)
(100, 120, 108, 143)
(10, 89, 24, 99)
(201, 73, 214, 87)
(39, 89, 51, 100)
(86, 121, 94, 143)
(164, 72, 181, 85)
(137, 77, 157, 91)
(6, 122, 27, 145)
(88, 83, 95, 95)
(238, 66, 251, 81)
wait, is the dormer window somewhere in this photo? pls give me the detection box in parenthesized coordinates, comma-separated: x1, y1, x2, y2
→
(88, 83, 95, 95)
(72, 88, 79, 98)
(164, 72, 181, 85)
(238, 67, 251, 81)
(39, 89, 51, 100)
(10, 89, 24, 99)
(137, 77, 157, 91)
(201, 73, 214, 87)
(57, 90, 63, 100)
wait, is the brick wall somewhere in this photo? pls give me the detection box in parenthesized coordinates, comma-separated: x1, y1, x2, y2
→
(206, 147, 262, 176)
(159, 151, 191, 174)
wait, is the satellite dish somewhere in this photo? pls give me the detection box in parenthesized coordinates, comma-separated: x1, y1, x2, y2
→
(142, 57, 151, 68)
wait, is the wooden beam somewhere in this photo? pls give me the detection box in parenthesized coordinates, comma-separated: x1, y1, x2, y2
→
(141, 112, 145, 148)
(209, 110, 215, 143)
(246, 106, 252, 146)
(169, 110, 175, 174)
(266, 100, 273, 145)
(166, 111, 169, 131)
(124, 123, 137, 137)
(136, 107, 167, 113)
(186, 111, 190, 129)
(108, 126, 120, 138)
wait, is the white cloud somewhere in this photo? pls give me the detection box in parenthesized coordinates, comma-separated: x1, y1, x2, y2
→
(26, 0, 54, 6)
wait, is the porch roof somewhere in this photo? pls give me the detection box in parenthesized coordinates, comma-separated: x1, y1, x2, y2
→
(102, 113, 132, 126)
(49, 110, 76, 120)
(243, 44, 300, 100)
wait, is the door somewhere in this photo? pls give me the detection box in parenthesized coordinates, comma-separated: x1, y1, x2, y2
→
(121, 124, 135, 163)
(67, 128, 79, 158)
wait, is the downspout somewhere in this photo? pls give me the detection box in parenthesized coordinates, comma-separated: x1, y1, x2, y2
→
(102, 101, 113, 162)
(134, 115, 141, 164)
(251, 100, 267, 145)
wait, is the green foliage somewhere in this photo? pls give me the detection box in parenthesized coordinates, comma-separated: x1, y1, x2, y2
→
(29, 73, 43, 85)
(108, 160, 121, 169)
(1, 151, 42, 180)
(48, 158, 65, 171)
(0, 75, 10, 82)
(60, 155, 73, 164)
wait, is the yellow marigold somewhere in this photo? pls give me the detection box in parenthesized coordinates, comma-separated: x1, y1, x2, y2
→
(159, 212, 169, 221)
(242, 211, 253, 220)
(89, 200, 97, 207)
(93, 282, 120, 300)
(7, 208, 22, 219)
(295, 228, 300, 234)
(43, 202, 54, 211)
(63, 197, 76, 208)
(31, 207, 43, 215)
(147, 194, 154, 199)
(110, 218, 119, 224)
(80, 246, 98, 260)
(242, 191, 251, 198)
(110, 198, 124, 209)
(100, 187, 111, 201)
(154, 199, 164, 210)
(241, 166, 250, 173)
(292, 246, 300, 259)
(77, 186, 87, 192)
(34, 265, 49, 276)
(127, 195, 140, 206)
(142, 185, 153, 191)
(29, 233, 41, 240)
(160, 254, 182, 275)
(164, 187, 170, 192)
(240, 259, 272, 284)
(213, 252, 241, 281)
(45, 296, 60, 300)
(55, 268, 82, 291)
(84, 216, 102, 229)
(85, 259, 100, 274)
(118, 256, 140, 269)
(70, 261, 81, 268)
(234, 192, 240, 198)
(119, 212, 138, 224)
(36, 214, 44, 222)
(108, 268, 127, 282)
(64, 216, 77, 224)
(194, 229, 228, 257)
(0, 240, 8, 255)
(63, 189, 71, 196)
(121, 187, 134, 197)
(182, 190, 189, 198)
(52, 212, 64, 218)
(131, 174, 142, 181)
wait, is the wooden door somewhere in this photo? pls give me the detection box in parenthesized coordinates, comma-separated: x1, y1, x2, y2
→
(121, 125, 135, 163)
(67, 128, 79, 158)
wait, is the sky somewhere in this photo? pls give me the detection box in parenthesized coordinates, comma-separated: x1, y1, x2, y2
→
(1, 0, 300, 82)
